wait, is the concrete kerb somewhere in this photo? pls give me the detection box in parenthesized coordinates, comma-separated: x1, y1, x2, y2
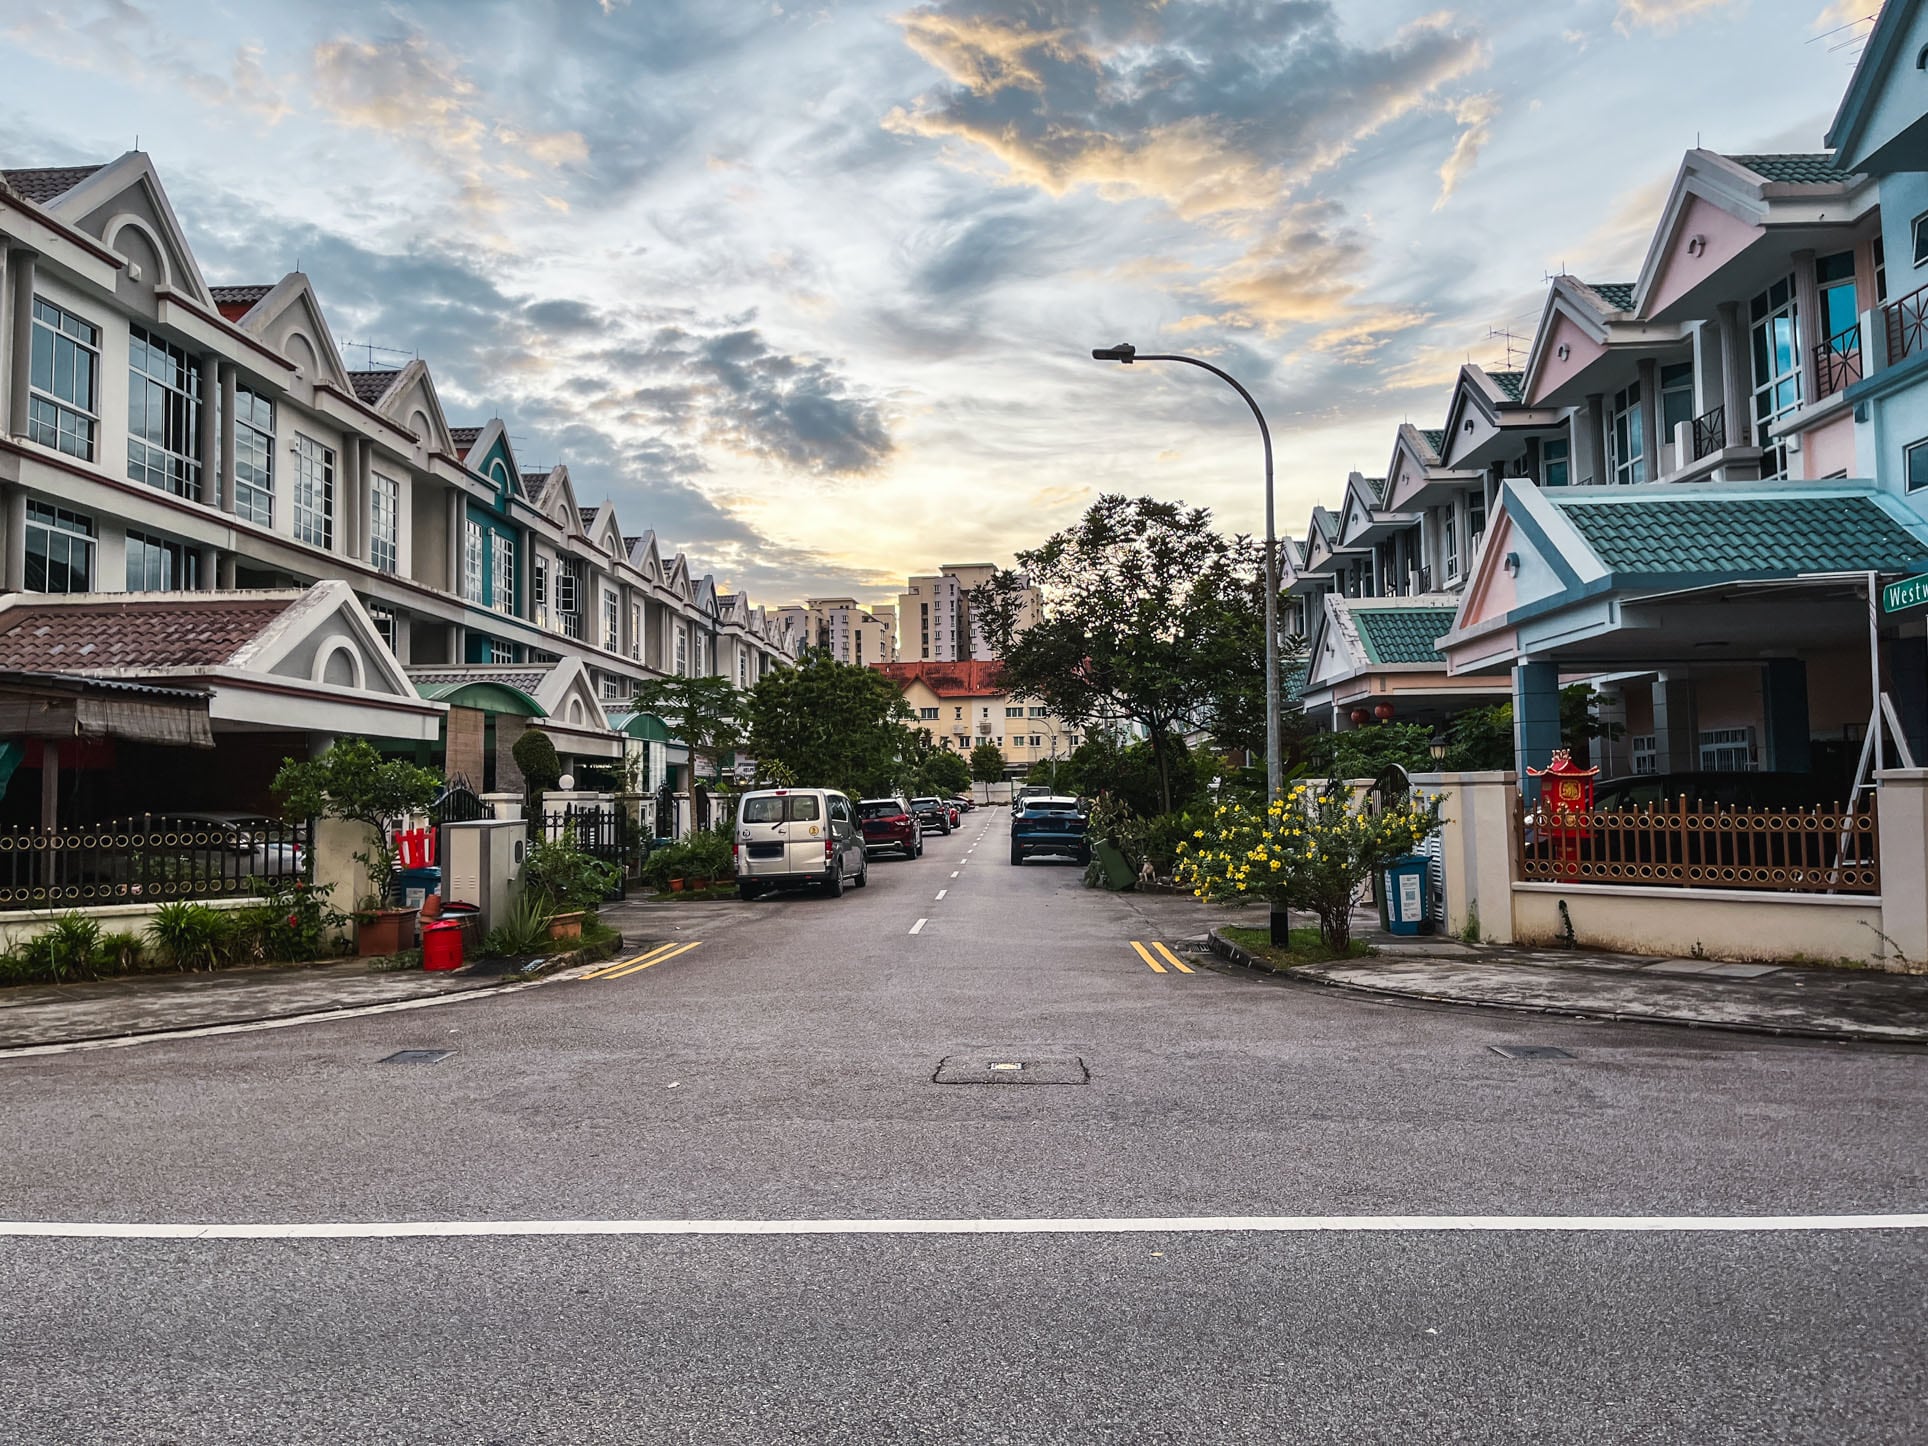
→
(1204, 927, 1927, 1047)
(0, 934, 627, 1056)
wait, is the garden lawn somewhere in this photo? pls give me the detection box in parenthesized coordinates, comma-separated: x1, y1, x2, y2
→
(1218, 924, 1373, 969)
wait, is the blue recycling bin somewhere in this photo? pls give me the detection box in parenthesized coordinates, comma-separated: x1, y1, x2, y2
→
(396, 866, 442, 909)
(1383, 855, 1432, 936)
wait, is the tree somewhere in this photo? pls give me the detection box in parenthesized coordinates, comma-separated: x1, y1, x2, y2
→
(512, 726, 561, 822)
(969, 742, 1006, 790)
(631, 675, 744, 836)
(919, 747, 972, 796)
(1309, 723, 1437, 783)
(745, 651, 913, 799)
(1443, 685, 1625, 773)
(272, 738, 444, 909)
(971, 495, 1266, 813)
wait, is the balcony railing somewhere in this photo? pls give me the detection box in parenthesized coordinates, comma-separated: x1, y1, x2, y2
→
(1886, 281, 1928, 366)
(1691, 405, 1726, 461)
(1515, 797, 1877, 895)
(1813, 324, 1863, 399)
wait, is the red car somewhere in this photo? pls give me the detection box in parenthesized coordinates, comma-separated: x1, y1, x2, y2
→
(858, 797, 924, 858)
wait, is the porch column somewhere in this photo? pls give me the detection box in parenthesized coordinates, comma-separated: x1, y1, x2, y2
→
(196, 352, 219, 506)
(1512, 659, 1561, 802)
(218, 364, 237, 513)
(1717, 301, 1748, 448)
(1580, 395, 1605, 487)
(3, 487, 25, 591)
(1760, 659, 1811, 773)
(446, 489, 462, 597)
(1691, 319, 1721, 429)
(198, 545, 218, 592)
(217, 552, 237, 589)
(1652, 672, 1698, 773)
(7, 249, 34, 439)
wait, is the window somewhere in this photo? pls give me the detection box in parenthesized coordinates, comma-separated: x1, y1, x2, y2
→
(738, 648, 749, 687)
(489, 638, 515, 665)
(463, 519, 485, 603)
(1874, 235, 1887, 305)
(1608, 380, 1646, 485)
(370, 474, 399, 575)
(1631, 735, 1656, 775)
(127, 326, 202, 498)
(1468, 495, 1487, 554)
(234, 388, 275, 525)
(1006, 706, 1025, 718)
(24, 502, 94, 593)
(919, 706, 939, 720)
(1443, 509, 1460, 582)
(1914, 211, 1928, 268)
(1699, 727, 1756, 773)
(954, 707, 963, 720)
(1908, 439, 1928, 493)
(1817, 251, 1859, 344)
(1659, 363, 1695, 449)
(630, 603, 643, 661)
(675, 623, 688, 677)
(600, 672, 623, 701)
(293, 434, 336, 548)
(556, 562, 578, 619)
(125, 529, 200, 592)
(596, 589, 615, 650)
(367, 606, 396, 652)
(1542, 436, 1570, 488)
(1030, 735, 1042, 748)
(28, 299, 99, 460)
(492, 534, 515, 615)
(1029, 706, 1048, 718)
(1750, 276, 1802, 481)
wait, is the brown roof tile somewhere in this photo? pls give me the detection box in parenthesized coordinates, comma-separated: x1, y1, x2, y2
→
(448, 426, 482, 455)
(1, 164, 104, 205)
(872, 659, 1006, 698)
(210, 284, 275, 321)
(347, 369, 401, 405)
(0, 596, 294, 672)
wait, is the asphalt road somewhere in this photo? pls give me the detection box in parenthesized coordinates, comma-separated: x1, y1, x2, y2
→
(3, 808, 1924, 1443)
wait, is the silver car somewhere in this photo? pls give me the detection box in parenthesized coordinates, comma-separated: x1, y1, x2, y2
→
(733, 788, 869, 900)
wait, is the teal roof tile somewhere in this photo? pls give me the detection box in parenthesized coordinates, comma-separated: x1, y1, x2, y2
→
(1361, 476, 1386, 503)
(1587, 281, 1636, 311)
(1353, 607, 1458, 665)
(1419, 429, 1446, 456)
(1488, 370, 1524, 402)
(1557, 494, 1928, 576)
(1728, 153, 1853, 184)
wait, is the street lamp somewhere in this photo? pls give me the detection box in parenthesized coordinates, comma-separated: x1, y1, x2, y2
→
(1091, 342, 1283, 805)
(1429, 728, 1450, 765)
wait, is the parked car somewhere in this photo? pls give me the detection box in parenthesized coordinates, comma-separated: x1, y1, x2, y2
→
(858, 797, 923, 859)
(949, 795, 976, 813)
(1015, 784, 1050, 806)
(733, 788, 868, 899)
(77, 811, 305, 893)
(1010, 795, 1090, 865)
(1589, 771, 1855, 813)
(910, 796, 954, 835)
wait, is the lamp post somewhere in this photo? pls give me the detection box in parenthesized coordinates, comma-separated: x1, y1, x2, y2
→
(1091, 342, 1282, 804)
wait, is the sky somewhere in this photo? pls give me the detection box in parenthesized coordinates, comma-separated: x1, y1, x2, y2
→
(0, 0, 1877, 609)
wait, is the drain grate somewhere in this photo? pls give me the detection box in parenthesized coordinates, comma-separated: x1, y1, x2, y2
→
(1488, 1045, 1573, 1060)
(933, 1053, 1088, 1084)
(382, 1049, 455, 1064)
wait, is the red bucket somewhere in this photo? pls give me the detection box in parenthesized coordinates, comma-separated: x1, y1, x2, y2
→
(422, 920, 464, 972)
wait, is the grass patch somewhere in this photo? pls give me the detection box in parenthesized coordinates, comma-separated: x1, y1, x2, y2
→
(1218, 925, 1374, 970)
(648, 884, 737, 902)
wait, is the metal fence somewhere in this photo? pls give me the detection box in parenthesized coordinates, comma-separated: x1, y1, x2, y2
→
(0, 816, 312, 912)
(538, 805, 628, 901)
(1515, 798, 1878, 896)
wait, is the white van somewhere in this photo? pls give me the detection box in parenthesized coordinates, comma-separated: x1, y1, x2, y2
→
(733, 788, 869, 900)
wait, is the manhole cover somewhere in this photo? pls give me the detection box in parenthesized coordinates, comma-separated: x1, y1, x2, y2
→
(1487, 1045, 1573, 1060)
(382, 1049, 455, 1064)
(933, 1053, 1088, 1084)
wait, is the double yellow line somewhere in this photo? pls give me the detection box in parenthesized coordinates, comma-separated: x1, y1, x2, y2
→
(579, 940, 702, 981)
(1130, 940, 1193, 975)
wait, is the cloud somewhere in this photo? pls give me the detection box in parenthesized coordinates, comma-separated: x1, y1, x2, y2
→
(309, 26, 587, 217)
(1810, 0, 1872, 32)
(1435, 93, 1499, 209)
(1613, 0, 1743, 35)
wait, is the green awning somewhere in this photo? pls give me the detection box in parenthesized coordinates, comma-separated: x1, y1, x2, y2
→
(605, 710, 673, 742)
(414, 680, 545, 716)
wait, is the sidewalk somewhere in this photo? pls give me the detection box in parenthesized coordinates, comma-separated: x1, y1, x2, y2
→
(0, 937, 627, 1052)
(1207, 926, 1928, 1045)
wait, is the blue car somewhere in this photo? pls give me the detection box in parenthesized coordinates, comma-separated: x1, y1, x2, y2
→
(1010, 796, 1090, 865)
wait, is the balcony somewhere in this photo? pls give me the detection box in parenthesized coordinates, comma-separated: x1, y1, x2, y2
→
(1886, 281, 1928, 367)
(1691, 405, 1726, 461)
(1813, 324, 1864, 400)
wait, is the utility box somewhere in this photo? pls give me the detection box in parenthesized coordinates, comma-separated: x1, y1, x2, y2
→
(1384, 854, 1433, 936)
(442, 820, 527, 932)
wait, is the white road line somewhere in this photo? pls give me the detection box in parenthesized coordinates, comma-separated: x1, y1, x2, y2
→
(935, 889, 947, 900)
(951, 871, 960, 879)
(4, 1214, 1923, 1241)
(909, 918, 927, 935)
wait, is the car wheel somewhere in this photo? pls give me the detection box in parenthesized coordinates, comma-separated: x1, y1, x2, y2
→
(1077, 846, 1092, 867)
(823, 865, 845, 898)
(737, 882, 761, 902)
(903, 840, 916, 859)
(1010, 845, 1023, 866)
(914, 839, 924, 858)
(854, 858, 868, 889)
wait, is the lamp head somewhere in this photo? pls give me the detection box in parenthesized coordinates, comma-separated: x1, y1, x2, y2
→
(1091, 343, 1137, 364)
(1428, 729, 1450, 763)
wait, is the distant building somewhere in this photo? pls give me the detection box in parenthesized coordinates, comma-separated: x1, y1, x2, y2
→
(897, 562, 1039, 661)
(778, 597, 897, 665)
(872, 659, 1078, 776)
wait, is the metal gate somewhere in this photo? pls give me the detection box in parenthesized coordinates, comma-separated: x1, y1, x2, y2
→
(540, 804, 628, 902)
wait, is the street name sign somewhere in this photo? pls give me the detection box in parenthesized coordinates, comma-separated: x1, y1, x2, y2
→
(1882, 573, 1928, 616)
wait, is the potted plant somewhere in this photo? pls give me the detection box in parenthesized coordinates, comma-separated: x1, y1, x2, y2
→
(521, 825, 621, 940)
(272, 739, 444, 957)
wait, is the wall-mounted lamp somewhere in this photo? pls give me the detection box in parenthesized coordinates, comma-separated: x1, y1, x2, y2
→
(1686, 234, 1707, 257)
(1464, 419, 1476, 433)
(1556, 343, 1571, 362)
(1503, 552, 1521, 576)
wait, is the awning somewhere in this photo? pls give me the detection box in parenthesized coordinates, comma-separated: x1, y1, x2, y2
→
(604, 710, 673, 742)
(0, 673, 215, 748)
(415, 679, 545, 716)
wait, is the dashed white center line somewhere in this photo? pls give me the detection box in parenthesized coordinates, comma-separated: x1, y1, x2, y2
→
(951, 871, 960, 879)
(935, 889, 947, 900)
(909, 918, 927, 935)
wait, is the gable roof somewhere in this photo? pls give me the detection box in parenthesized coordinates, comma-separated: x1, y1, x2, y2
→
(1581, 280, 1635, 312)
(1560, 493, 1926, 577)
(1726, 153, 1853, 185)
(0, 164, 104, 205)
(1825, 0, 1928, 175)
(347, 369, 401, 405)
(0, 595, 296, 671)
(448, 426, 483, 456)
(210, 284, 274, 321)
(230, 272, 352, 390)
(1353, 606, 1457, 665)
(874, 659, 1006, 698)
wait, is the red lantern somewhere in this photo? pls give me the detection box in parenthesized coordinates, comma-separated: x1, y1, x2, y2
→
(1349, 708, 1372, 726)
(1373, 702, 1395, 722)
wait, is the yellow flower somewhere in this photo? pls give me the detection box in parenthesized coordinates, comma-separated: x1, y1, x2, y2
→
(1236, 882, 1247, 891)
(1193, 829, 1204, 839)
(1270, 859, 1281, 871)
